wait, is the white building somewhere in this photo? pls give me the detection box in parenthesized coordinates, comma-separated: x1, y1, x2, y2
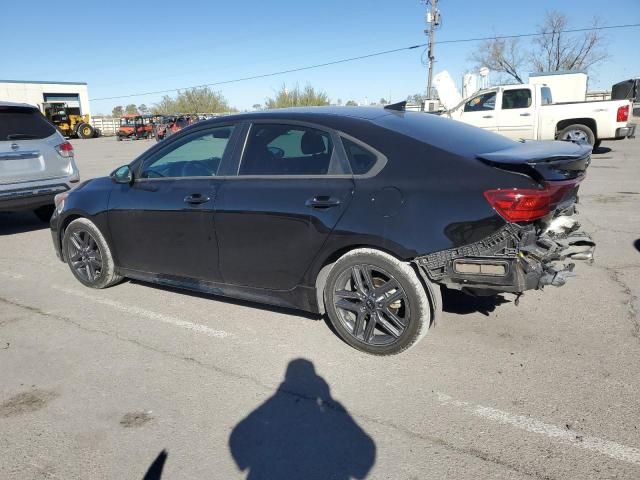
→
(0, 79, 91, 117)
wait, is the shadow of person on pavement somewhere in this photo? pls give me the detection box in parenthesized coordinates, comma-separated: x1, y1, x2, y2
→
(142, 450, 167, 480)
(229, 359, 376, 480)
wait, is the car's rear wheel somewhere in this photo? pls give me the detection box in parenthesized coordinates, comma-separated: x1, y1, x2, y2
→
(559, 124, 595, 146)
(33, 204, 55, 222)
(324, 249, 440, 355)
(62, 218, 123, 289)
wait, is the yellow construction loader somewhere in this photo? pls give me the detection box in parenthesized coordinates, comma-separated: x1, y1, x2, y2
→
(42, 102, 100, 139)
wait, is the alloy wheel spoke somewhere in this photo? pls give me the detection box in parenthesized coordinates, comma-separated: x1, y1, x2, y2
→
(71, 233, 83, 251)
(383, 289, 404, 307)
(335, 289, 361, 300)
(383, 307, 406, 330)
(375, 279, 399, 297)
(361, 266, 375, 293)
(363, 311, 378, 342)
(351, 266, 368, 294)
(85, 264, 93, 280)
(353, 311, 366, 338)
(336, 298, 362, 313)
(89, 257, 102, 268)
(376, 312, 401, 338)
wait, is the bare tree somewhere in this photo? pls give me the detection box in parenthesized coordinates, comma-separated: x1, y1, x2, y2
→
(471, 37, 526, 84)
(531, 11, 608, 72)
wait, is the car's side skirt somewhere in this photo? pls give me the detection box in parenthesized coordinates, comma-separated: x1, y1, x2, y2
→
(117, 268, 321, 315)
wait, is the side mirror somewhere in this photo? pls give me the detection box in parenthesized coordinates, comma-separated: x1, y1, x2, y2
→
(112, 165, 133, 184)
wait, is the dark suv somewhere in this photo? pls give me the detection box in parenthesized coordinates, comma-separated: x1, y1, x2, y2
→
(50, 106, 595, 355)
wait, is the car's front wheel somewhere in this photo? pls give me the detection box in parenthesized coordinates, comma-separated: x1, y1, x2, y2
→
(62, 218, 123, 289)
(324, 249, 441, 355)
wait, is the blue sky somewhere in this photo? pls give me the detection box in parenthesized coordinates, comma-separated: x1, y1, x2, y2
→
(3, 1, 639, 113)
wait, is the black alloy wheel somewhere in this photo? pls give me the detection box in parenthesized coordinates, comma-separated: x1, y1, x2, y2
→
(334, 264, 410, 346)
(66, 229, 103, 282)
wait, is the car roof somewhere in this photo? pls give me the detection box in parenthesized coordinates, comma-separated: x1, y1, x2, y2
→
(0, 100, 39, 109)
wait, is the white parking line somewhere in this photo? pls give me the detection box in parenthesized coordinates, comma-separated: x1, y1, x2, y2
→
(437, 392, 640, 465)
(53, 286, 230, 339)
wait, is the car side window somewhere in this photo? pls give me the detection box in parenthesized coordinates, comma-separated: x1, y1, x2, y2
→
(541, 87, 553, 105)
(502, 89, 532, 109)
(140, 126, 234, 179)
(342, 138, 377, 175)
(463, 92, 496, 112)
(239, 124, 334, 176)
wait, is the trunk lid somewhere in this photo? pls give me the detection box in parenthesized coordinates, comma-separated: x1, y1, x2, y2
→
(476, 139, 591, 181)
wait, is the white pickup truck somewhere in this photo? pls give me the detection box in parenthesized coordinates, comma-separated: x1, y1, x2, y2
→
(446, 83, 636, 149)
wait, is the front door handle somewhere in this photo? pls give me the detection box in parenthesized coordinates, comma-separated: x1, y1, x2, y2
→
(520, 113, 531, 117)
(305, 196, 341, 209)
(184, 193, 211, 205)
(482, 115, 493, 118)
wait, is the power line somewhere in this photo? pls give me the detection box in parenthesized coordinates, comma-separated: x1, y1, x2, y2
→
(90, 23, 640, 102)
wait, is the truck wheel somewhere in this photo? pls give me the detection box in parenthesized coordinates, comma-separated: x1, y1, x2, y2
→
(94, 128, 102, 138)
(324, 248, 441, 355)
(559, 124, 595, 146)
(77, 123, 95, 139)
(117, 135, 122, 141)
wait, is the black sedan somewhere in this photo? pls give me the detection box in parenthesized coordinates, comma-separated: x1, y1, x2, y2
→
(50, 105, 595, 355)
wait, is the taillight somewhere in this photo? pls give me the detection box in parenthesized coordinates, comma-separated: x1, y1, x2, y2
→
(55, 141, 74, 158)
(617, 104, 629, 123)
(484, 180, 582, 223)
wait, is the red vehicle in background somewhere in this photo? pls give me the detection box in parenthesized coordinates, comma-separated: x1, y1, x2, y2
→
(117, 115, 154, 141)
(155, 115, 193, 141)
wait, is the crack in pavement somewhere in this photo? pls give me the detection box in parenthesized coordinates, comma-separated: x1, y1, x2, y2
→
(0, 294, 553, 479)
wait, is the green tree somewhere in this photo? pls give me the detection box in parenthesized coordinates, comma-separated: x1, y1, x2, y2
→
(345, 100, 358, 106)
(152, 87, 234, 114)
(406, 93, 427, 104)
(138, 104, 149, 115)
(112, 106, 124, 117)
(265, 84, 330, 109)
(252, 103, 262, 110)
(379, 98, 388, 105)
(125, 104, 138, 115)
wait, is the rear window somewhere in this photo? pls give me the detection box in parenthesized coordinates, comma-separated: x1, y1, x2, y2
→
(0, 106, 57, 141)
(342, 138, 377, 174)
(502, 89, 532, 109)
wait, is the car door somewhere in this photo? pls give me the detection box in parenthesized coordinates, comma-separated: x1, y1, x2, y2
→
(215, 122, 354, 290)
(107, 124, 237, 282)
(460, 90, 499, 131)
(498, 88, 535, 140)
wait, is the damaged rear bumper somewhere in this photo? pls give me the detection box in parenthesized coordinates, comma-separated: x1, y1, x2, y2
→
(413, 216, 595, 294)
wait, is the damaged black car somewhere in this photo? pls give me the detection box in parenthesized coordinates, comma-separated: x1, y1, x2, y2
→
(50, 105, 595, 355)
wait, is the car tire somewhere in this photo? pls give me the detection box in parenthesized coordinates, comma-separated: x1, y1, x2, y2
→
(559, 124, 595, 146)
(62, 218, 123, 289)
(33, 204, 55, 223)
(77, 123, 95, 139)
(324, 248, 441, 355)
(592, 140, 602, 151)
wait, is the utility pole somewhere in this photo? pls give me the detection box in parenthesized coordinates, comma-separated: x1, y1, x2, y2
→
(423, 0, 441, 100)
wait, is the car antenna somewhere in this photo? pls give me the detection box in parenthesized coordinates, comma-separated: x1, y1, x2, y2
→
(384, 101, 407, 111)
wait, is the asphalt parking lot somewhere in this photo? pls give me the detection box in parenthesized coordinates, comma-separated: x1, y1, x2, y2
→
(1, 133, 639, 479)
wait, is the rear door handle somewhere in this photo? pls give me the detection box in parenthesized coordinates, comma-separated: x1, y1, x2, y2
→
(482, 115, 493, 118)
(520, 113, 531, 117)
(305, 196, 341, 209)
(184, 193, 211, 205)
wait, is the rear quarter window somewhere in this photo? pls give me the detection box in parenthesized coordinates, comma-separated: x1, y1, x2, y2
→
(0, 106, 57, 140)
(342, 138, 378, 175)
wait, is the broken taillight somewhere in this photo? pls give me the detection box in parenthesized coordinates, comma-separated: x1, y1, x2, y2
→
(484, 180, 581, 223)
(55, 141, 74, 158)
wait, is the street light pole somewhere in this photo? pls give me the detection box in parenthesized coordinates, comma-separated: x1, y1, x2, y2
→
(424, 0, 440, 100)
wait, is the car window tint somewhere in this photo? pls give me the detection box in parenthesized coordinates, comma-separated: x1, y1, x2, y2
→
(0, 106, 56, 140)
(239, 124, 333, 176)
(140, 126, 234, 178)
(502, 89, 532, 109)
(342, 138, 377, 175)
(463, 92, 496, 112)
